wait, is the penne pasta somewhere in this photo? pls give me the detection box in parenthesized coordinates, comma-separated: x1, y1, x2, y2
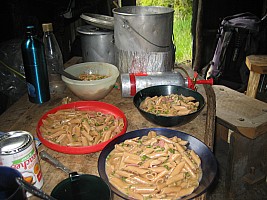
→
(116, 170, 134, 178)
(127, 190, 144, 199)
(109, 177, 127, 190)
(139, 94, 199, 116)
(190, 150, 201, 167)
(132, 185, 157, 194)
(169, 161, 185, 178)
(46, 130, 65, 139)
(175, 187, 195, 198)
(124, 166, 149, 175)
(183, 154, 197, 170)
(106, 131, 202, 200)
(161, 186, 182, 194)
(40, 109, 125, 147)
(166, 173, 184, 185)
(81, 136, 88, 146)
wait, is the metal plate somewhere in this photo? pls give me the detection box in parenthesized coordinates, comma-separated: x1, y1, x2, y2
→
(80, 13, 114, 30)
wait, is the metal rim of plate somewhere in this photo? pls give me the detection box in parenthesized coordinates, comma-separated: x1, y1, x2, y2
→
(80, 13, 114, 30)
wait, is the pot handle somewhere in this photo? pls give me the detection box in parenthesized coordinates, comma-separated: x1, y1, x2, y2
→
(121, 18, 171, 48)
(69, 172, 80, 182)
(40, 151, 72, 174)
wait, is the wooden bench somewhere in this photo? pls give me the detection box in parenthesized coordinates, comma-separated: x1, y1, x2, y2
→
(212, 85, 267, 198)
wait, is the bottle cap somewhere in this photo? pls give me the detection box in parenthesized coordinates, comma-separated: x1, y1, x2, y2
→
(26, 25, 36, 34)
(42, 23, 53, 32)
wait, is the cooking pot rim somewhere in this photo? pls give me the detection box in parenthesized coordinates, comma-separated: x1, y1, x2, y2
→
(113, 5, 174, 16)
(76, 25, 113, 35)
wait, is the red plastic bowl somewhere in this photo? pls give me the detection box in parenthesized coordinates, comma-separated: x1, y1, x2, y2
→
(36, 101, 127, 154)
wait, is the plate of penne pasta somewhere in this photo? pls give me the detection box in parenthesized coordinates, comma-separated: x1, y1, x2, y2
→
(36, 101, 127, 154)
(98, 128, 217, 200)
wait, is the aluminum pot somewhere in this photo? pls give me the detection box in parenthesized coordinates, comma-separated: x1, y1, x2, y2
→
(113, 6, 175, 73)
(77, 25, 115, 65)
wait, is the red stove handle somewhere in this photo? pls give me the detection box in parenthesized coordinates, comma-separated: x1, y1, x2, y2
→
(187, 75, 214, 90)
(195, 79, 214, 85)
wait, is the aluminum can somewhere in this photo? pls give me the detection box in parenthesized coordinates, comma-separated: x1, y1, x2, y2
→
(0, 131, 44, 197)
(120, 72, 187, 97)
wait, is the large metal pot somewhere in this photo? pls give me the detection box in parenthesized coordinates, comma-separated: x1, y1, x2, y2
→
(76, 25, 115, 65)
(113, 6, 175, 73)
(81, 6, 175, 73)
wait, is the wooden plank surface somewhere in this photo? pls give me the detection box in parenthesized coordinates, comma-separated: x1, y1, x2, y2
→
(0, 57, 215, 200)
(213, 85, 267, 139)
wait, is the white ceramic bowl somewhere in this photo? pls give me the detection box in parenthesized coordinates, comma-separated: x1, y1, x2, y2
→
(62, 62, 119, 100)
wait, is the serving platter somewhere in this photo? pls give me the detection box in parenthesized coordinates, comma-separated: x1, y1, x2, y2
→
(36, 101, 127, 154)
(98, 128, 217, 200)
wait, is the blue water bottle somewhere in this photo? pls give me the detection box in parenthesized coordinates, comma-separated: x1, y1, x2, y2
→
(21, 25, 50, 104)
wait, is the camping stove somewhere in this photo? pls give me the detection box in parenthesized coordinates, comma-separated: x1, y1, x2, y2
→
(120, 71, 213, 97)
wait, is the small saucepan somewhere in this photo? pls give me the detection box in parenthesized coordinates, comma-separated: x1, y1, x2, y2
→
(40, 151, 111, 200)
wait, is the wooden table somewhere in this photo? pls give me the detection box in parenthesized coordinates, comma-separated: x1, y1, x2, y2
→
(0, 57, 216, 200)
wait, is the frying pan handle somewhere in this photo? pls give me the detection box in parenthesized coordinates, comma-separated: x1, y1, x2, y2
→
(39, 151, 72, 174)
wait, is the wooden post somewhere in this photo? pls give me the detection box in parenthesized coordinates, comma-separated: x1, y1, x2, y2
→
(192, 0, 203, 71)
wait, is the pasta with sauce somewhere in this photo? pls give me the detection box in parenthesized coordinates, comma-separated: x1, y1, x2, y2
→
(40, 109, 124, 147)
(106, 131, 202, 200)
(139, 94, 199, 116)
(79, 73, 109, 81)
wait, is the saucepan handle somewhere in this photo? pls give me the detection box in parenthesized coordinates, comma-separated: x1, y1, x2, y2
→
(39, 151, 72, 174)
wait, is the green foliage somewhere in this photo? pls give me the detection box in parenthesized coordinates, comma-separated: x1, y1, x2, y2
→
(173, 13, 192, 63)
(136, 0, 193, 63)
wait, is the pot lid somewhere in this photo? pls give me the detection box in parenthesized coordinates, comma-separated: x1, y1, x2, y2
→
(76, 25, 113, 35)
(80, 13, 114, 30)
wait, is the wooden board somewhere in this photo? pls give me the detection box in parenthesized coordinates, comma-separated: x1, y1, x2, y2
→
(213, 85, 267, 139)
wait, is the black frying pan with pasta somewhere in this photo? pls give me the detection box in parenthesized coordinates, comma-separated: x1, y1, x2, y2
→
(133, 85, 205, 127)
(98, 128, 217, 200)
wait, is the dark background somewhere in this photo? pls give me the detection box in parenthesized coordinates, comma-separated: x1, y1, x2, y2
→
(192, 0, 266, 70)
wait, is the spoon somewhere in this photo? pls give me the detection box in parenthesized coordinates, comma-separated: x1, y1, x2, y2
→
(40, 151, 82, 200)
(57, 69, 82, 81)
(39, 151, 72, 174)
(16, 177, 57, 200)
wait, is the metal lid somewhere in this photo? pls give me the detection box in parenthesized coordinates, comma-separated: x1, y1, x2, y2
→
(80, 13, 114, 30)
(0, 131, 32, 155)
(76, 25, 113, 35)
